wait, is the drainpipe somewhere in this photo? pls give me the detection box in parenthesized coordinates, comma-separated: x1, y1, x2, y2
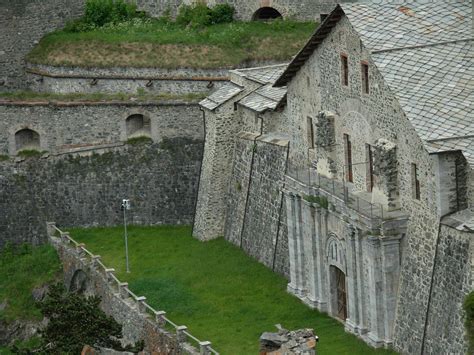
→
(191, 107, 206, 238)
(240, 113, 264, 248)
(272, 140, 290, 271)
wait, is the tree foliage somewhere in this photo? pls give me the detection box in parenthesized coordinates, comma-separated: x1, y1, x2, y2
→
(176, 3, 235, 28)
(464, 291, 474, 353)
(36, 284, 123, 353)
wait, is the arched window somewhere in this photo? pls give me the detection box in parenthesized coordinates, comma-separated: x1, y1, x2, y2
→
(15, 128, 40, 152)
(252, 7, 282, 21)
(126, 114, 151, 138)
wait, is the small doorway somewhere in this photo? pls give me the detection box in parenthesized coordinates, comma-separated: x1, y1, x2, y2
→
(331, 265, 347, 321)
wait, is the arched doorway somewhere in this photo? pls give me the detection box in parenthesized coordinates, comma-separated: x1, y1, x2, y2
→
(125, 113, 151, 138)
(252, 7, 282, 21)
(69, 269, 89, 294)
(330, 265, 347, 321)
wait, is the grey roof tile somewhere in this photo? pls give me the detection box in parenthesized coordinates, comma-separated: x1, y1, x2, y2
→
(199, 82, 243, 111)
(239, 84, 287, 113)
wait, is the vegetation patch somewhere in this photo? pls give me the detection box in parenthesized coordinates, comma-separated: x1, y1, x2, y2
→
(0, 90, 207, 103)
(126, 136, 153, 145)
(27, 1, 316, 69)
(69, 225, 396, 355)
(0, 244, 62, 322)
(304, 194, 329, 209)
(464, 291, 474, 353)
(17, 149, 46, 158)
(0, 154, 10, 162)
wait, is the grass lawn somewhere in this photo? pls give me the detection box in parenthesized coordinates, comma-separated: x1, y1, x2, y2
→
(0, 244, 62, 323)
(27, 20, 316, 69)
(69, 225, 396, 355)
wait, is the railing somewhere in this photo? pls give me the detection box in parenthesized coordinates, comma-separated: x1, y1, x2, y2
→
(286, 164, 385, 221)
(48, 223, 219, 355)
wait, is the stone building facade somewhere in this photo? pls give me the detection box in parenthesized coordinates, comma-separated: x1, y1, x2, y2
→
(194, 1, 473, 353)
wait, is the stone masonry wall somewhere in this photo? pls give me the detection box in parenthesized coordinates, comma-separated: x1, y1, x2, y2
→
(0, 141, 203, 248)
(0, 0, 85, 90)
(26, 64, 229, 95)
(423, 224, 472, 354)
(224, 133, 289, 277)
(0, 102, 203, 155)
(135, 0, 341, 20)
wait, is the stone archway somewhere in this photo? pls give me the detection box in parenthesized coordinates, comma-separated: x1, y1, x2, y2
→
(252, 7, 282, 20)
(69, 269, 89, 294)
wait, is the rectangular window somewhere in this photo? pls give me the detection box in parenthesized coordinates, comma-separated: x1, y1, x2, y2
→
(341, 54, 349, 86)
(366, 144, 374, 192)
(307, 116, 315, 149)
(361, 62, 369, 94)
(344, 134, 353, 182)
(412, 163, 421, 200)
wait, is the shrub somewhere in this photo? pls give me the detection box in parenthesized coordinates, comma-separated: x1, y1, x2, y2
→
(31, 283, 144, 353)
(304, 194, 329, 209)
(17, 149, 45, 158)
(127, 136, 153, 145)
(210, 4, 235, 24)
(176, 3, 234, 28)
(464, 291, 474, 353)
(65, 0, 141, 32)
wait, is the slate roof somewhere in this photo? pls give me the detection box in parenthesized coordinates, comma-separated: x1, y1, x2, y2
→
(275, 0, 473, 166)
(233, 64, 287, 85)
(200, 82, 243, 111)
(238, 84, 287, 113)
(342, 1, 472, 51)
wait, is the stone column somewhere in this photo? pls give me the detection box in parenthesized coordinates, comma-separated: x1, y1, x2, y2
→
(355, 228, 368, 335)
(380, 235, 402, 346)
(302, 201, 318, 307)
(294, 195, 306, 297)
(286, 193, 299, 295)
(314, 206, 328, 312)
(345, 223, 360, 334)
(372, 139, 399, 211)
(366, 236, 385, 347)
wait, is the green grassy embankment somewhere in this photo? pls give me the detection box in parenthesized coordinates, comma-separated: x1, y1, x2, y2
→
(70, 225, 397, 355)
(0, 244, 62, 323)
(27, 20, 316, 69)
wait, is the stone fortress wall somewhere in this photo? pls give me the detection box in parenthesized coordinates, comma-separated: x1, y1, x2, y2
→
(0, 101, 204, 248)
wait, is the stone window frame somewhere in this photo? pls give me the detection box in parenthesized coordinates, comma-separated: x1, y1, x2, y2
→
(9, 124, 47, 155)
(411, 163, 421, 200)
(343, 133, 353, 183)
(340, 53, 349, 87)
(361, 61, 369, 94)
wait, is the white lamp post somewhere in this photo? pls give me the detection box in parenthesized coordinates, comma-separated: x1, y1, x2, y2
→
(121, 199, 131, 273)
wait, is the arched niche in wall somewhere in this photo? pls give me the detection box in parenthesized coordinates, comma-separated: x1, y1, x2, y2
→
(125, 113, 151, 139)
(69, 269, 89, 295)
(15, 128, 40, 153)
(252, 7, 282, 20)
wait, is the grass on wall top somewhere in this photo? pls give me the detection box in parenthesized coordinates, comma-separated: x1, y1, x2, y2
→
(27, 19, 316, 69)
(69, 225, 397, 355)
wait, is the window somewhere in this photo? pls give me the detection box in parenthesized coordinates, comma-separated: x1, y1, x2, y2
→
(15, 128, 40, 152)
(341, 54, 349, 86)
(361, 62, 369, 94)
(366, 144, 374, 192)
(307, 116, 315, 149)
(344, 134, 353, 182)
(411, 163, 421, 200)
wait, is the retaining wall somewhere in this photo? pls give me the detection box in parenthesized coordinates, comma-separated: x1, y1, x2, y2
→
(0, 102, 203, 155)
(0, 141, 203, 248)
(0, 0, 85, 90)
(26, 65, 230, 95)
(224, 133, 289, 277)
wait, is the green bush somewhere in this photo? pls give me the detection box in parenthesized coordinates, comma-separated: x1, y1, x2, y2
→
(176, 3, 234, 28)
(209, 4, 235, 24)
(464, 291, 474, 353)
(65, 0, 141, 32)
